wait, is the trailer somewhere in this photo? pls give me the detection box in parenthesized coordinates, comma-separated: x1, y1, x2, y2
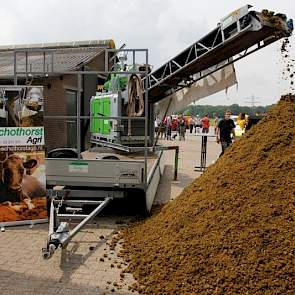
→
(43, 148, 170, 258)
(9, 5, 292, 259)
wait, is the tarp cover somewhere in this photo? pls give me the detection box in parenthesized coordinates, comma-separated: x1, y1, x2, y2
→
(157, 63, 237, 118)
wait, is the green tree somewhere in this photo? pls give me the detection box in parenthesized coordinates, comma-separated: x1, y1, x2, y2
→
(178, 104, 271, 118)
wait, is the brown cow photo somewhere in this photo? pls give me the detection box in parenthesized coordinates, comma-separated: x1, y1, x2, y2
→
(0, 86, 47, 223)
(0, 152, 47, 222)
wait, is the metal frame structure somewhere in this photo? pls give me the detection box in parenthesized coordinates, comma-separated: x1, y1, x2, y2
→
(12, 47, 157, 258)
(0, 218, 48, 231)
(13, 48, 150, 187)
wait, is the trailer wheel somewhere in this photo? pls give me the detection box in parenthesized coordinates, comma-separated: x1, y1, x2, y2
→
(47, 148, 78, 158)
(125, 189, 149, 216)
(101, 155, 120, 160)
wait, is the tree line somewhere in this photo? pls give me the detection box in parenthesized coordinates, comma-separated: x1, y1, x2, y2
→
(181, 103, 274, 117)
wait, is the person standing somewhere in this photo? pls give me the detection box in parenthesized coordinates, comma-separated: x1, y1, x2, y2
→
(178, 116, 186, 141)
(245, 115, 252, 131)
(237, 112, 246, 130)
(166, 116, 173, 140)
(213, 113, 219, 135)
(189, 116, 194, 134)
(154, 117, 159, 133)
(216, 110, 236, 156)
(159, 118, 166, 139)
(194, 115, 201, 133)
(201, 114, 210, 134)
(155, 115, 161, 129)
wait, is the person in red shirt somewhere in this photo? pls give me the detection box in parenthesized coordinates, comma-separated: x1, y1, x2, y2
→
(201, 114, 210, 134)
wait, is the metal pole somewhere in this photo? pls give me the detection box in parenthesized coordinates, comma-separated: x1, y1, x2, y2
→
(174, 146, 179, 180)
(51, 52, 54, 73)
(202, 135, 207, 170)
(152, 90, 174, 151)
(132, 49, 135, 70)
(41, 198, 56, 259)
(43, 52, 46, 78)
(16, 70, 147, 75)
(194, 134, 215, 172)
(77, 74, 82, 158)
(13, 51, 17, 85)
(117, 90, 122, 144)
(25, 52, 28, 84)
(199, 135, 207, 171)
(48, 198, 55, 236)
(62, 197, 112, 247)
(104, 49, 108, 72)
(44, 115, 147, 120)
(144, 50, 148, 191)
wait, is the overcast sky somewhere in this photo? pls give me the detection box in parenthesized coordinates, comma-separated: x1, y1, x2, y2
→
(0, 0, 294, 106)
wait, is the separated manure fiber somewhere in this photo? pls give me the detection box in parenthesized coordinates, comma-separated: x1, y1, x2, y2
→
(119, 95, 295, 294)
(0, 198, 47, 222)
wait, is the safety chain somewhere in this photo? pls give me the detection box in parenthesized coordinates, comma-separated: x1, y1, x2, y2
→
(56, 190, 70, 214)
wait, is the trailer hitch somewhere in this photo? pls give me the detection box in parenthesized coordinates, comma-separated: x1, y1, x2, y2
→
(42, 194, 112, 259)
(42, 222, 70, 259)
(42, 243, 57, 260)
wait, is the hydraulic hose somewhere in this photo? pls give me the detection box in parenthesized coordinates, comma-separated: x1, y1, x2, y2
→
(127, 74, 144, 117)
(126, 74, 144, 136)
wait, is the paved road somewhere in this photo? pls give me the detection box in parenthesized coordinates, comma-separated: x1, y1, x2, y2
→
(0, 131, 221, 294)
(155, 130, 221, 203)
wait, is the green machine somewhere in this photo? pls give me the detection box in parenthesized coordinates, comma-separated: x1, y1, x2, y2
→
(90, 95, 111, 135)
(90, 93, 119, 140)
(90, 69, 148, 147)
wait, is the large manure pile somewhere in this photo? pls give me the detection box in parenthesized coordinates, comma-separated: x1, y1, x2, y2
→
(119, 95, 295, 294)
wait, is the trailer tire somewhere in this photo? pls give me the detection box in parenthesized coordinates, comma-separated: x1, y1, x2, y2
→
(47, 148, 78, 158)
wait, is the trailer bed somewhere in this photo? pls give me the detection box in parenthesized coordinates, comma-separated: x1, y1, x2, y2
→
(46, 150, 160, 190)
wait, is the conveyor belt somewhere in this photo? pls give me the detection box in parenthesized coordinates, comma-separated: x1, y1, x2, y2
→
(146, 6, 293, 103)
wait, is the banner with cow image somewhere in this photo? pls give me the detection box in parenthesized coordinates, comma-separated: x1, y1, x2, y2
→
(0, 86, 47, 224)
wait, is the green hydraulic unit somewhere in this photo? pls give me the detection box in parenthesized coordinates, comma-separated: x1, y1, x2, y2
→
(90, 97, 111, 135)
(90, 93, 120, 143)
(90, 69, 149, 148)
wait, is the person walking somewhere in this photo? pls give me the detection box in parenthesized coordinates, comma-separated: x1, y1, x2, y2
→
(201, 114, 210, 134)
(216, 110, 236, 156)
